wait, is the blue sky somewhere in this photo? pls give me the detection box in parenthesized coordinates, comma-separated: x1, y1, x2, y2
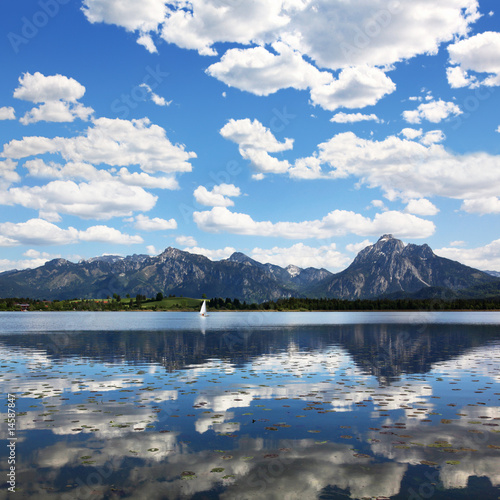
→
(1, 0, 500, 273)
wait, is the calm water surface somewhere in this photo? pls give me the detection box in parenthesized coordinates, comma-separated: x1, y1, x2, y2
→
(0, 311, 499, 499)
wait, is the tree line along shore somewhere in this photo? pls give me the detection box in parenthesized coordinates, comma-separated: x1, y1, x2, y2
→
(1, 294, 500, 312)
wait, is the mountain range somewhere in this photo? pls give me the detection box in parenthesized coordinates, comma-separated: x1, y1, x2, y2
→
(0, 234, 499, 302)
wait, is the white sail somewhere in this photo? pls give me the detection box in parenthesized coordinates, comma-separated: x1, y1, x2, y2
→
(200, 300, 207, 316)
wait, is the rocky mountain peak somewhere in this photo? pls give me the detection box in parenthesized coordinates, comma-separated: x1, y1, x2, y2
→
(314, 234, 498, 300)
(227, 252, 263, 268)
(352, 234, 404, 266)
(82, 255, 124, 264)
(228, 252, 252, 262)
(373, 234, 405, 251)
(285, 264, 302, 277)
(1, 236, 498, 302)
(378, 234, 394, 241)
(156, 247, 189, 265)
(403, 243, 434, 259)
(158, 247, 185, 259)
(44, 258, 70, 269)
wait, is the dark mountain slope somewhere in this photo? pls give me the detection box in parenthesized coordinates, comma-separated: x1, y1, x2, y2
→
(306, 234, 496, 299)
(0, 235, 498, 301)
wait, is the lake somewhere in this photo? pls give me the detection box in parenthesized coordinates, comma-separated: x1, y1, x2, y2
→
(1, 311, 499, 499)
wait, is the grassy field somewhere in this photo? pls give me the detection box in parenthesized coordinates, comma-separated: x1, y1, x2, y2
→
(65, 296, 205, 311)
(104, 296, 204, 310)
(140, 297, 203, 310)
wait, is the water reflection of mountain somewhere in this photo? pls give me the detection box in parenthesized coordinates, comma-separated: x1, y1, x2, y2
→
(1, 323, 498, 382)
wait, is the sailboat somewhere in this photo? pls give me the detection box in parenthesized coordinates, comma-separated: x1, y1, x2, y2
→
(200, 300, 209, 317)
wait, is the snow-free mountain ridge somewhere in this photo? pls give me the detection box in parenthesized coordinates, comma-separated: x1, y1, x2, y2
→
(0, 235, 498, 302)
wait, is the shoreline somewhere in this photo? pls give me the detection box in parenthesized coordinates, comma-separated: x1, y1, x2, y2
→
(3, 308, 500, 313)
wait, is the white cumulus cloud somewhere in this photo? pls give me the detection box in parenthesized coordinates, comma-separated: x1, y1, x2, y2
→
(79, 226, 143, 244)
(80, 0, 479, 113)
(250, 242, 351, 271)
(220, 118, 293, 176)
(404, 198, 439, 216)
(288, 156, 324, 180)
(446, 65, 477, 88)
(447, 31, 500, 88)
(14, 72, 86, 102)
(24, 159, 108, 181)
(139, 83, 171, 106)
(419, 130, 446, 146)
(400, 128, 423, 139)
(330, 112, 380, 123)
(2, 179, 157, 220)
(0, 159, 20, 188)
(1, 117, 196, 221)
(460, 197, 500, 214)
(14, 72, 93, 125)
(117, 168, 179, 190)
(207, 42, 331, 97)
(22, 159, 178, 190)
(20, 101, 93, 125)
(309, 65, 396, 111)
(435, 239, 500, 271)
(0, 219, 78, 246)
(176, 235, 197, 247)
(207, 42, 394, 112)
(193, 206, 435, 239)
(402, 99, 462, 124)
(183, 246, 237, 261)
(83, 0, 480, 70)
(283, 0, 479, 70)
(0, 219, 142, 246)
(346, 239, 373, 253)
(367, 200, 387, 210)
(82, 0, 168, 40)
(193, 184, 241, 207)
(0, 107, 16, 120)
(0, 250, 62, 272)
(159, 0, 290, 56)
(3, 117, 196, 175)
(132, 214, 177, 231)
(292, 132, 500, 211)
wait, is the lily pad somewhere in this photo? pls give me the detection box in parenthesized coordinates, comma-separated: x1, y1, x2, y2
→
(420, 460, 438, 466)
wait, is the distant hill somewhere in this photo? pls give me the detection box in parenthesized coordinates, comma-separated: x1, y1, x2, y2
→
(0, 235, 498, 302)
(485, 270, 500, 278)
